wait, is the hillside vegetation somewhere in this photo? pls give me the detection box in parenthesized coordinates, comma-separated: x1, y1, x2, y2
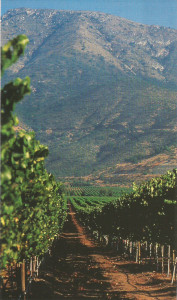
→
(2, 8, 177, 185)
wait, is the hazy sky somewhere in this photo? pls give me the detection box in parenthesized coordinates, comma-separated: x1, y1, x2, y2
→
(2, 0, 177, 29)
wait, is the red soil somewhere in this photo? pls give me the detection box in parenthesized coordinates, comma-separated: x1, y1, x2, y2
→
(28, 209, 176, 299)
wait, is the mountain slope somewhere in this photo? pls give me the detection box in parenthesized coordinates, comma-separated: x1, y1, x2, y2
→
(2, 9, 177, 185)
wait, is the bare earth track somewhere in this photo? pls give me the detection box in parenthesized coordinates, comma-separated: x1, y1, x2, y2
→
(29, 209, 176, 299)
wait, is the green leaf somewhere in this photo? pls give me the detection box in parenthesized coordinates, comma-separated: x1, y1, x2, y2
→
(1, 35, 29, 75)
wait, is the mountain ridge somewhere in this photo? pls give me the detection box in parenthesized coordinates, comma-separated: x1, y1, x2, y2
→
(2, 8, 177, 83)
(2, 8, 177, 185)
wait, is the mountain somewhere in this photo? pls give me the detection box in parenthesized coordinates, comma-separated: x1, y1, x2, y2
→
(2, 8, 177, 185)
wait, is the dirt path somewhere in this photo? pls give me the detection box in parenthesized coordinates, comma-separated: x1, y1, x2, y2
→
(29, 210, 176, 299)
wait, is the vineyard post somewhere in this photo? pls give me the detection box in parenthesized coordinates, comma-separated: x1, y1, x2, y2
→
(127, 240, 130, 253)
(125, 239, 128, 250)
(36, 257, 39, 277)
(106, 235, 109, 246)
(133, 242, 136, 257)
(30, 257, 33, 277)
(145, 241, 148, 264)
(171, 257, 177, 284)
(138, 242, 141, 264)
(156, 243, 159, 272)
(150, 243, 152, 263)
(32, 256, 36, 277)
(171, 257, 177, 285)
(136, 242, 138, 263)
(21, 260, 26, 299)
(129, 241, 133, 258)
(161, 245, 164, 273)
(167, 245, 171, 277)
(173, 250, 175, 266)
(97, 232, 100, 242)
(99, 234, 102, 243)
(123, 239, 125, 252)
(145, 241, 148, 251)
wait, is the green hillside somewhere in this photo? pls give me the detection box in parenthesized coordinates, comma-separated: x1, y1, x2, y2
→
(2, 9, 177, 185)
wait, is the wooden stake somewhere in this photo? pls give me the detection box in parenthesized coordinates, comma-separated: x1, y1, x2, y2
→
(138, 242, 141, 264)
(145, 241, 148, 251)
(144, 242, 148, 264)
(36, 257, 39, 277)
(173, 250, 175, 265)
(155, 243, 159, 271)
(167, 245, 171, 277)
(126, 239, 129, 250)
(171, 257, 177, 285)
(150, 243, 152, 262)
(161, 245, 164, 273)
(136, 242, 138, 263)
(129, 241, 133, 257)
(33, 256, 36, 276)
(21, 260, 26, 294)
(30, 257, 33, 277)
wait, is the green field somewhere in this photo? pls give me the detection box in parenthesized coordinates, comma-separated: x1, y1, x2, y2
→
(64, 185, 132, 197)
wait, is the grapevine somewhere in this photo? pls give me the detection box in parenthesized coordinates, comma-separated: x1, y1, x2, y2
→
(71, 169, 177, 248)
(1, 35, 67, 269)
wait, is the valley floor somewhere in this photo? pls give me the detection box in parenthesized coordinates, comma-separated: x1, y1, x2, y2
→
(29, 210, 176, 299)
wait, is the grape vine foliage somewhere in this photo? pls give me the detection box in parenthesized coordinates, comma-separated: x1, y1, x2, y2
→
(1, 35, 67, 268)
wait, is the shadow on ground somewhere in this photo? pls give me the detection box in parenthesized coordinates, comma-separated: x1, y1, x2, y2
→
(29, 216, 127, 299)
(28, 213, 176, 300)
